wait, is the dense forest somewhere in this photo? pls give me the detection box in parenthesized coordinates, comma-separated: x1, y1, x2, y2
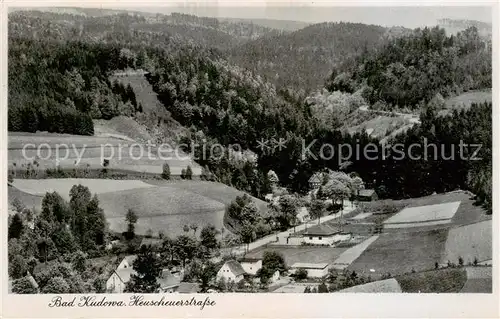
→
(228, 22, 390, 91)
(7, 10, 492, 212)
(326, 26, 492, 109)
(8, 39, 142, 134)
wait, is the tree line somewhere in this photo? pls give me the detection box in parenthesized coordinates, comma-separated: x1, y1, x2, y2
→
(326, 26, 491, 109)
(8, 38, 142, 134)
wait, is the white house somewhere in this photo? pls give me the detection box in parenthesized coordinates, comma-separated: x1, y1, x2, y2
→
(106, 267, 136, 293)
(290, 263, 330, 278)
(239, 258, 262, 275)
(303, 224, 352, 246)
(269, 270, 280, 284)
(107, 255, 183, 293)
(216, 260, 246, 283)
(106, 255, 137, 293)
(117, 255, 137, 270)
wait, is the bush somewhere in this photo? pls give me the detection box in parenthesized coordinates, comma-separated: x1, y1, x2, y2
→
(294, 268, 308, 280)
(162, 162, 171, 180)
(318, 282, 329, 293)
(185, 166, 193, 180)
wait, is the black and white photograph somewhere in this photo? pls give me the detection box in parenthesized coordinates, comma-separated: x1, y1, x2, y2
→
(2, 1, 496, 315)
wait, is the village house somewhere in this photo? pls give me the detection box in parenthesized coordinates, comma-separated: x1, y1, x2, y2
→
(268, 270, 280, 284)
(303, 224, 352, 246)
(239, 257, 262, 275)
(106, 255, 137, 293)
(157, 269, 182, 293)
(106, 255, 184, 293)
(289, 262, 330, 278)
(355, 189, 378, 202)
(308, 172, 324, 190)
(216, 260, 246, 283)
(106, 267, 135, 293)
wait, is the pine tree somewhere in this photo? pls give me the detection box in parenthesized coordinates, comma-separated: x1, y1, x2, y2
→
(162, 162, 171, 180)
(185, 166, 193, 180)
(8, 213, 24, 240)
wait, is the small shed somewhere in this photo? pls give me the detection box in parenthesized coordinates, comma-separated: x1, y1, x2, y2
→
(290, 263, 330, 278)
(303, 224, 351, 246)
(355, 189, 378, 202)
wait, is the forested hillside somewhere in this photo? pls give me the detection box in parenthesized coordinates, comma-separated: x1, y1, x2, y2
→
(229, 22, 389, 91)
(326, 26, 491, 109)
(8, 9, 492, 212)
(8, 39, 142, 134)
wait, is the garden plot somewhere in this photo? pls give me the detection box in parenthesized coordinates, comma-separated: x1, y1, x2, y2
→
(383, 201, 460, 228)
(347, 229, 449, 276)
(331, 235, 379, 270)
(441, 220, 492, 265)
(245, 246, 347, 267)
(11, 178, 153, 200)
(339, 278, 402, 293)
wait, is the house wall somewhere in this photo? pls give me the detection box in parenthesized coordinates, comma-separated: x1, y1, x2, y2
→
(240, 260, 262, 275)
(159, 285, 179, 293)
(216, 265, 243, 283)
(269, 270, 280, 283)
(106, 272, 125, 293)
(303, 235, 336, 245)
(291, 267, 328, 278)
(303, 233, 352, 246)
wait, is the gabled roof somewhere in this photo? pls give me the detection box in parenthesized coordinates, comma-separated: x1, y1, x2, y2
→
(114, 267, 136, 284)
(223, 260, 246, 276)
(308, 172, 323, 183)
(176, 282, 201, 293)
(304, 223, 341, 236)
(239, 257, 262, 263)
(358, 189, 376, 197)
(122, 255, 137, 266)
(291, 262, 329, 269)
(157, 269, 181, 289)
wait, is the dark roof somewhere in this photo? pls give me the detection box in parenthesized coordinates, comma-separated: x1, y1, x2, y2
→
(291, 262, 329, 269)
(140, 238, 162, 247)
(224, 260, 246, 276)
(304, 223, 341, 236)
(176, 282, 201, 293)
(157, 269, 181, 289)
(239, 257, 262, 263)
(358, 189, 376, 197)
